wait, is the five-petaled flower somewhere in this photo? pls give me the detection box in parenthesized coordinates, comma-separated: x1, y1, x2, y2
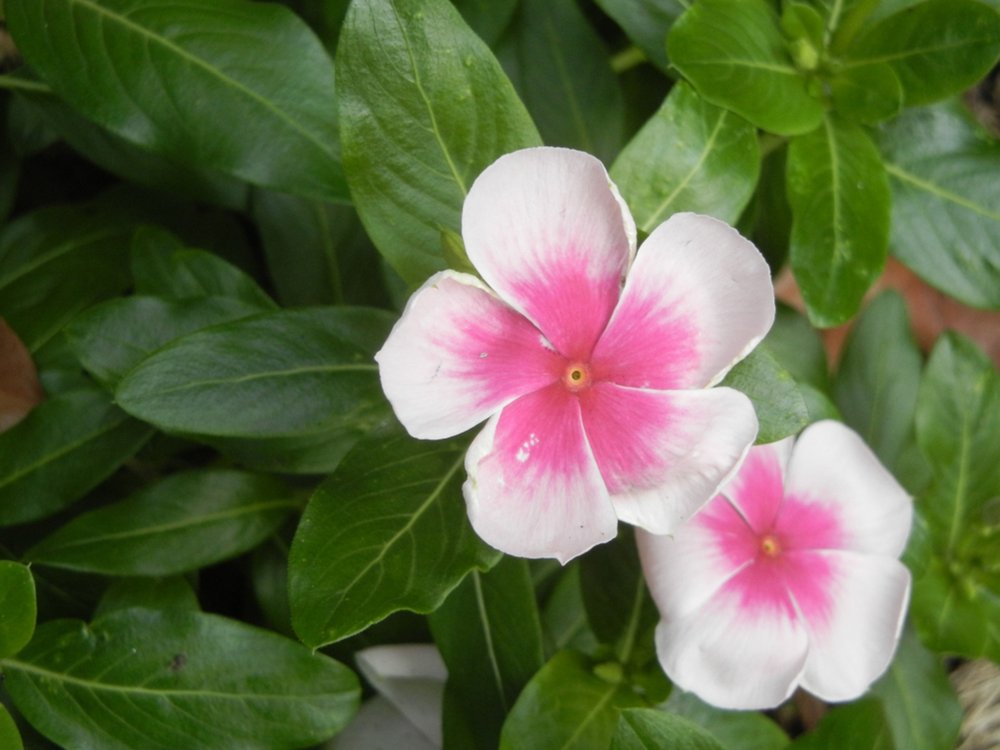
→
(638, 420, 913, 709)
(376, 147, 775, 563)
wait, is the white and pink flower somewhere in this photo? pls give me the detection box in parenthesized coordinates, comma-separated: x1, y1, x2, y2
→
(376, 147, 775, 563)
(639, 420, 913, 710)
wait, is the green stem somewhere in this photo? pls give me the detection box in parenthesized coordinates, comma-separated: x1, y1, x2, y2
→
(610, 46, 647, 74)
(0, 75, 50, 94)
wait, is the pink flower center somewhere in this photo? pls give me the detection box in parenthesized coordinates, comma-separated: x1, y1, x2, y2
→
(562, 361, 592, 391)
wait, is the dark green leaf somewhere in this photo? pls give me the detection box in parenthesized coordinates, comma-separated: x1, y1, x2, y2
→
(594, 0, 685, 72)
(719, 346, 810, 444)
(95, 577, 200, 617)
(612, 83, 759, 231)
(665, 691, 790, 750)
(542, 566, 600, 656)
(834, 291, 922, 473)
(764, 305, 828, 391)
(830, 62, 903, 124)
(27, 470, 297, 576)
(508, 0, 624, 162)
(0, 388, 153, 527)
(787, 116, 890, 327)
(7, 0, 346, 200)
(0, 705, 23, 750)
(879, 101, 1000, 308)
(430, 557, 544, 750)
(870, 629, 962, 750)
(338, 0, 541, 285)
(846, 0, 1000, 107)
(1, 608, 359, 750)
(668, 0, 823, 135)
(499, 650, 645, 750)
(290, 429, 499, 647)
(789, 699, 892, 750)
(612, 708, 725, 750)
(453, 0, 518, 46)
(0, 561, 35, 658)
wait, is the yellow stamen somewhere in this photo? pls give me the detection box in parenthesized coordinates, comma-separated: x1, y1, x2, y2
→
(563, 362, 591, 391)
(760, 534, 781, 557)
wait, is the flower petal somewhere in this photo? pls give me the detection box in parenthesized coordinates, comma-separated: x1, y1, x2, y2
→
(796, 551, 911, 702)
(719, 438, 793, 534)
(653, 577, 809, 710)
(376, 271, 564, 439)
(581, 385, 757, 534)
(591, 212, 774, 389)
(784, 420, 913, 556)
(464, 384, 618, 563)
(462, 147, 636, 360)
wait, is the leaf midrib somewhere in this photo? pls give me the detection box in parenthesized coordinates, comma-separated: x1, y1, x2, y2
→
(884, 162, 1000, 222)
(123, 363, 377, 398)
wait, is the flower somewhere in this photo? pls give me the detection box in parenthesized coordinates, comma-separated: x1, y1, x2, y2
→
(638, 420, 913, 710)
(376, 147, 775, 563)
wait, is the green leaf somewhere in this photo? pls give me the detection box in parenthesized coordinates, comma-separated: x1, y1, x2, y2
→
(719, 345, 810, 444)
(789, 699, 892, 750)
(499, 650, 645, 750)
(1, 608, 359, 750)
(0, 388, 153, 527)
(65, 295, 265, 388)
(594, 0, 686, 72)
(834, 291, 922, 473)
(541, 566, 601, 656)
(507, 0, 624, 162)
(453, 0, 518, 47)
(0, 205, 134, 351)
(115, 307, 389, 439)
(0, 705, 23, 750)
(611, 83, 759, 231)
(667, 0, 823, 135)
(665, 691, 790, 750)
(338, 0, 541, 285)
(846, 0, 1000, 107)
(830, 62, 903, 124)
(870, 629, 962, 750)
(612, 709, 725, 750)
(879, 101, 1000, 309)
(430, 557, 545, 750)
(27, 470, 297, 576)
(0, 561, 35, 659)
(7, 0, 346, 201)
(787, 116, 890, 327)
(95, 577, 200, 617)
(289, 429, 499, 647)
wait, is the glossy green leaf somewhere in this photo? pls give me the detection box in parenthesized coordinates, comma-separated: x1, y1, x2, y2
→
(338, 0, 541, 285)
(830, 62, 903, 124)
(0, 705, 23, 750)
(613, 709, 725, 750)
(847, 0, 1000, 107)
(787, 116, 890, 327)
(453, 0, 518, 46)
(667, 0, 823, 135)
(290, 429, 498, 648)
(594, 0, 685, 72)
(65, 295, 264, 388)
(834, 292, 922, 473)
(665, 691, 790, 750)
(0, 561, 35, 658)
(27, 470, 297, 576)
(499, 650, 645, 750)
(430, 557, 544, 750)
(508, 0, 624, 162)
(870, 629, 962, 750)
(7, 0, 347, 201)
(0, 205, 134, 351)
(1, 608, 359, 750)
(880, 101, 1000, 308)
(718, 345, 810, 444)
(0, 388, 153, 526)
(789, 699, 892, 750)
(115, 307, 389, 439)
(611, 83, 759, 231)
(95, 577, 200, 617)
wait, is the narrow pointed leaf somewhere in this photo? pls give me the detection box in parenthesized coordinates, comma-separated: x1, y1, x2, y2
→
(0, 561, 35, 658)
(594, 0, 686, 72)
(338, 0, 541, 285)
(290, 430, 499, 647)
(6, 0, 346, 200)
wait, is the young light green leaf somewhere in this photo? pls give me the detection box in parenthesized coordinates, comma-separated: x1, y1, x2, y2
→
(430, 557, 544, 750)
(7, 0, 347, 201)
(0, 561, 35, 659)
(95, 577, 201, 618)
(846, 0, 1000, 107)
(787, 116, 890, 327)
(718, 345, 810, 444)
(290, 430, 499, 648)
(667, 0, 823, 135)
(0, 388, 153, 527)
(27, 470, 298, 576)
(879, 101, 1000, 308)
(611, 82, 759, 231)
(0, 705, 23, 750)
(338, 0, 541, 285)
(594, 0, 686, 72)
(507, 0, 624, 162)
(1, 608, 359, 750)
(870, 629, 962, 750)
(612, 709, 725, 750)
(499, 650, 644, 750)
